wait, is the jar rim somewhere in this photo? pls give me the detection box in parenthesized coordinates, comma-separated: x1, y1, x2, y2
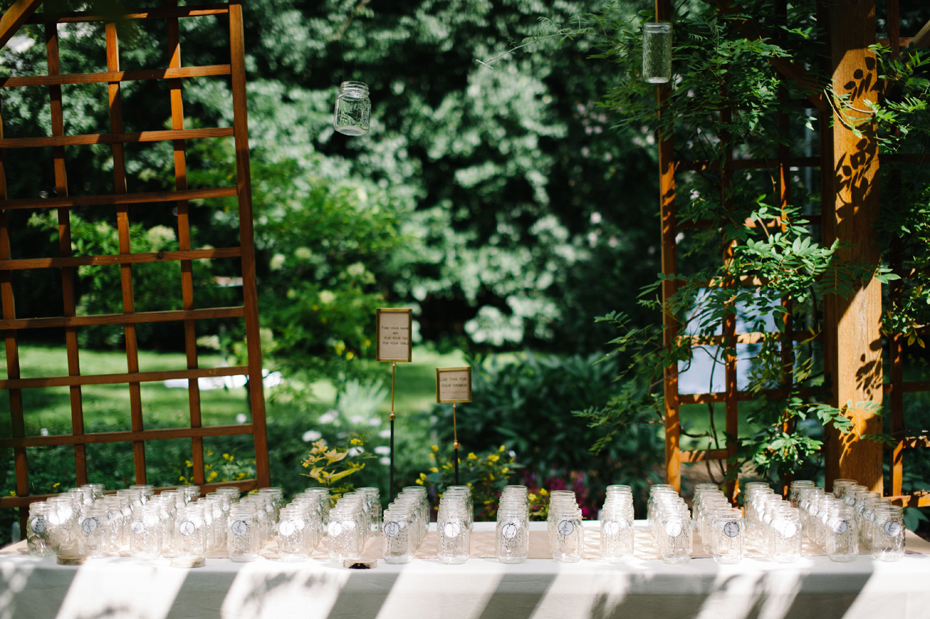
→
(339, 81, 369, 93)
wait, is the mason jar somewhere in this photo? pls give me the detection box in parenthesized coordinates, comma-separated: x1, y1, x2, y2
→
(175, 503, 207, 559)
(382, 509, 413, 565)
(79, 504, 110, 559)
(642, 22, 673, 84)
(130, 503, 162, 561)
(496, 504, 529, 564)
(825, 504, 858, 562)
(871, 505, 905, 562)
(711, 509, 743, 565)
(228, 504, 260, 562)
(26, 502, 57, 557)
(277, 506, 308, 563)
(333, 81, 370, 136)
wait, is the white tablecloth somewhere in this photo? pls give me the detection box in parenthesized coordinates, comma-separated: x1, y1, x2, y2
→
(2, 521, 929, 619)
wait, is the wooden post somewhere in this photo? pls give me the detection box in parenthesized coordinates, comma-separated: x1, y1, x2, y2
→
(824, 0, 883, 493)
(230, 0, 271, 487)
(656, 0, 680, 492)
(106, 21, 147, 484)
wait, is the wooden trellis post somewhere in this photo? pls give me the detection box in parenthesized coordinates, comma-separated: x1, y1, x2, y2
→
(822, 0, 884, 494)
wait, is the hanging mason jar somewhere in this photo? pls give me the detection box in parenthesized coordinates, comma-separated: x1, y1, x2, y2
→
(333, 81, 371, 136)
(642, 22, 673, 84)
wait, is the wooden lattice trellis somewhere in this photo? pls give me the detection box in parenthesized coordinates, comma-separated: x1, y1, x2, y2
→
(658, 0, 930, 507)
(0, 0, 270, 528)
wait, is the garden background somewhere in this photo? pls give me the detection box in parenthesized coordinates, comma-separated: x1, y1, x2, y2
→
(1, 0, 929, 544)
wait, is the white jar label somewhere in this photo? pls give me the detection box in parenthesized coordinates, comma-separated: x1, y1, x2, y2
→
(444, 522, 461, 538)
(884, 520, 903, 537)
(81, 517, 98, 534)
(231, 520, 249, 537)
(30, 516, 46, 534)
(501, 523, 518, 540)
(723, 521, 740, 538)
(665, 520, 683, 538)
(602, 521, 619, 537)
(832, 519, 849, 535)
(278, 520, 296, 537)
(383, 522, 400, 538)
(179, 521, 196, 537)
(558, 520, 574, 537)
(130, 520, 145, 535)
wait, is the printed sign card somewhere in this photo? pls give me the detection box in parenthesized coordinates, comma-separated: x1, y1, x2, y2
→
(436, 367, 472, 403)
(376, 308, 412, 362)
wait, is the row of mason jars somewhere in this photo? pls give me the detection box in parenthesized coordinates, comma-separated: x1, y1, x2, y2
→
(320, 487, 382, 563)
(795, 478, 905, 562)
(26, 483, 218, 559)
(547, 490, 585, 562)
(647, 485, 694, 564)
(599, 485, 635, 563)
(381, 485, 433, 564)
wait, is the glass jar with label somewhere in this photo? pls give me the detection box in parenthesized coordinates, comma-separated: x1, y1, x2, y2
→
(79, 504, 110, 558)
(26, 502, 57, 557)
(826, 504, 858, 562)
(176, 503, 206, 559)
(871, 505, 905, 562)
(228, 504, 260, 562)
(130, 503, 162, 560)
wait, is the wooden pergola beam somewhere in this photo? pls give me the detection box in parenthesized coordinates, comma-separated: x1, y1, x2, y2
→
(0, 0, 44, 49)
(911, 19, 930, 49)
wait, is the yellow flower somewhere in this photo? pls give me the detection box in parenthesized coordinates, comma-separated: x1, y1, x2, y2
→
(223, 453, 234, 462)
(302, 462, 309, 468)
(499, 445, 505, 452)
(488, 454, 499, 463)
(431, 445, 439, 453)
(528, 493, 537, 502)
(539, 488, 549, 496)
(185, 460, 192, 468)
(350, 438, 363, 446)
(206, 450, 214, 456)
(208, 471, 218, 481)
(430, 467, 439, 473)
(205, 464, 212, 470)
(52, 482, 60, 489)
(467, 452, 477, 461)
(502, 467, 509, 474)
(488, 474, 495, 481)
(416, 478, 424, 485)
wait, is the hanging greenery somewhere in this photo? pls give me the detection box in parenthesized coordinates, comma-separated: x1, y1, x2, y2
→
(568, 1, 930, 488)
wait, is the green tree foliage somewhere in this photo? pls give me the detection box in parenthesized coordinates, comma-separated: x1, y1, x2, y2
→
(1, 0, 659, 364)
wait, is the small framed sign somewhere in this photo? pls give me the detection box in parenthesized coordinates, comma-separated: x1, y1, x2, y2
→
(375, 308, 412, 362)
(436, 367, 472, 403)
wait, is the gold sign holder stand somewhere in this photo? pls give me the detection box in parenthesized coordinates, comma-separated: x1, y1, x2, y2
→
(376, 309, 413, 502)
(436, 367, 472, 488)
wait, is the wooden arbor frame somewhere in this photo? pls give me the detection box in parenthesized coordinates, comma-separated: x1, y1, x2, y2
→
(658, 0, 930, 506)
(0, 0, 270, 526)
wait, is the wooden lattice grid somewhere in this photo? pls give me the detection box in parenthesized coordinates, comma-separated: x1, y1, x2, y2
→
(656, 0, 930, 507)
(0, 0, 271, 528)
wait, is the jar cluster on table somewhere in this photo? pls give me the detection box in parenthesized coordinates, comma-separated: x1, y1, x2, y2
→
(24, 480, 907, 566)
